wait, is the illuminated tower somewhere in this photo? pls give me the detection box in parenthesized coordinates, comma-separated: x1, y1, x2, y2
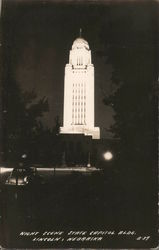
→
(60, 31, 100, 139)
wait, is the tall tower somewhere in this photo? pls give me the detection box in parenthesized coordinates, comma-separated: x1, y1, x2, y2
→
(60, 33, 100, 139)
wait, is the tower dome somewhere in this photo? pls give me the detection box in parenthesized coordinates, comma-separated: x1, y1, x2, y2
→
(72, 37, 89, 50)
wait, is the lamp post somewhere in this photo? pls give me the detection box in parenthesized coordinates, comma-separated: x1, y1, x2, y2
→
(87, 152, 91, 168)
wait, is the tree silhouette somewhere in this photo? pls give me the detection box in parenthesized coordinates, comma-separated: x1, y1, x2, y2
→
(32, 116, 61, 165)
(100, 2, 157, 170)
(5, 77, 49, 165)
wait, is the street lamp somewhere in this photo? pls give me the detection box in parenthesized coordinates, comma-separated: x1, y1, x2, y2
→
(103, 151, 113, 161)
(22, 154, 27, 159)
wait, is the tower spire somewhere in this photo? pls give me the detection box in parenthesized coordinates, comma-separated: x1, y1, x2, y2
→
(79, 28, 82, 38)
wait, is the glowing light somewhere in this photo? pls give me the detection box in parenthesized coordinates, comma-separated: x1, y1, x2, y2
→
(103, 151, 113, 161)
(22, 154, 27, 159)
(0, 167, 13, 174)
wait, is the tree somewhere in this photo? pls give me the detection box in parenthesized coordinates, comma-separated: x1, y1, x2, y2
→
(100, 3, 157, 167)
(5, 78, 49, 165)
(32, 116, 61, 165)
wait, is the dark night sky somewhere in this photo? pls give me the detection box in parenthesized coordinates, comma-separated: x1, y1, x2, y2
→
(2, 0, 156, 138)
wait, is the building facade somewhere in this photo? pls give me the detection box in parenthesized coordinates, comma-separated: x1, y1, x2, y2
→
(60, 35, 100, 139)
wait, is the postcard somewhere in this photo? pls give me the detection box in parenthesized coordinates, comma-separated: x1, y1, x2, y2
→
(0, 0, 158, 248)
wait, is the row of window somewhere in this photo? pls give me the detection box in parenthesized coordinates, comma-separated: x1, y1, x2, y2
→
(73, 90, 86, 96)
(72, 114, 86, 118)
(73, 89, 85, 93)
(72, 102, 86, 106)
(72, 96, 86, 99)
(72, 71, 87, 74)
(73, 90, 86, 94)
(72, 108, 86, 112)
(73, 83, 86, 87)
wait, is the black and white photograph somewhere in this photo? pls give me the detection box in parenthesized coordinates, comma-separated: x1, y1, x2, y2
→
(0, 0, 158, 248)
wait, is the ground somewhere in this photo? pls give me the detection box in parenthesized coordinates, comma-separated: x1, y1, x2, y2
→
(0, 168, 158, 248)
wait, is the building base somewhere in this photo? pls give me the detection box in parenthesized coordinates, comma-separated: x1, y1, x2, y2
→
(60, 125, 100, 139)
